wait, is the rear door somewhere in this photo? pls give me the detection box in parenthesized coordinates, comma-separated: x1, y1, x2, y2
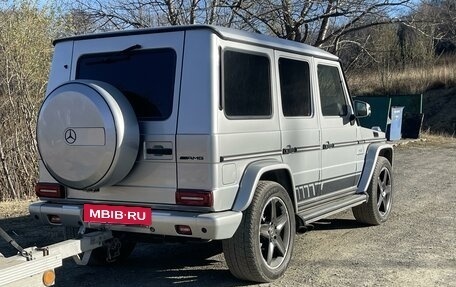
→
(68, 32, 184, 204)
(315, 59, 358, 195)
(274, 51, 321, 204)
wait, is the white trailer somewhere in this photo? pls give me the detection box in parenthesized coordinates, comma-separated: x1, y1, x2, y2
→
(0, 227, 112, 287)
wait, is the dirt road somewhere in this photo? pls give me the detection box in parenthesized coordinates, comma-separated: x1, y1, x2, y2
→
(1, 139, 455, 286)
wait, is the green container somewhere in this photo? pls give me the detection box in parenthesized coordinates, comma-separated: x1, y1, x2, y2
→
(354, 96, 391, 132)
(390, 94, 423, 115)
(353, 94, 423, 139)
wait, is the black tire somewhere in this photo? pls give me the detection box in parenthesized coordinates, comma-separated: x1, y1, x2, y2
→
(353, 156, 393, 225)
(64, 227, 136, 265)
(223, 181, 295, 282)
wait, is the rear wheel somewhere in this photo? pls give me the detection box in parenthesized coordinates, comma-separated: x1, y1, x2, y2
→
(64, 227, 136, 265)
(353, 156, 393, 225)
(223, 181, 295, 282)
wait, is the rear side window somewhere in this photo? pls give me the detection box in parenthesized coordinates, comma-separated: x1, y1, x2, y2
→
(223, 50, 271, 118)
(317, 65, 348, 117)
(77, 48, 176, 121)
(279, 58, 312, 117)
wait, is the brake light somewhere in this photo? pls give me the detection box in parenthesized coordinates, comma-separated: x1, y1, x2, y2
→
(176, 190, 213, 207)
(35, 183, 66, 198)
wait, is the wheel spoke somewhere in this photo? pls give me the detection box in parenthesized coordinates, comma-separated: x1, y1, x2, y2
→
(270, 199, 277, 221)
(378, 168, 391, 214)
(260, 224, 270, 239)
(377, 181, 384, 193)
(384, 185, 392, 196)
(380, 169, 390, 189)
(266, 241, 275, 265)
(274, 214, 288, 232)
(377, 193, 384, 209)
(379, 173, 385, 186)
(275, 236, 286, 256)
(381, 196, 388, 211)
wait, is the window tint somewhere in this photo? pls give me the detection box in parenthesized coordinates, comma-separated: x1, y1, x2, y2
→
(77, 48, 176, 121)
(317, 65, 348, 117)
(223, 50, 271, 117)
(279, 58, 312, 117)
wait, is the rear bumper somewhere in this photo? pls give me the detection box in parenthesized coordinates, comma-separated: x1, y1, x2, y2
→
(29, 201, 242, 240)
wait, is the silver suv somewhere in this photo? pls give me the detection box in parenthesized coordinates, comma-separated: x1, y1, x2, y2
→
(30, 25, 394, 282)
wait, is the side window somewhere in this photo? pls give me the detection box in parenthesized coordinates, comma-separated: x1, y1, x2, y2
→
(279, 58, 312, 117)
(223, 50, 271, 117)
(317, 65, 348, 117)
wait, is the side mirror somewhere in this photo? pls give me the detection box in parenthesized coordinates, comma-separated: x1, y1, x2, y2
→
(353, 100, 371, 118)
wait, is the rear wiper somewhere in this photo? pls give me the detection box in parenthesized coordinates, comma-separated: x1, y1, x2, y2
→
(120, 44, 142, 54)
(86, 44, 143, 65)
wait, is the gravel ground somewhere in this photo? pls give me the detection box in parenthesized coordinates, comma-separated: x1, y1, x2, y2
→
(1, 140, 455, 287)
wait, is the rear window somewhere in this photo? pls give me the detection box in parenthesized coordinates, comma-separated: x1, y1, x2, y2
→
(76, 48, 176, 120)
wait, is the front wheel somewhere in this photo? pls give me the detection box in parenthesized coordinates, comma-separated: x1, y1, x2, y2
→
(353, 156, 393, 225)
(223, 181, 295, 282)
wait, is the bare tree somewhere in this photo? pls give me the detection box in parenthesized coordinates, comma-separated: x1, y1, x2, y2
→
(69, 0, 237, 30)
(221, 0, 416, 49)
(410, 0, 456, 55)
(69, 0, 417, 53)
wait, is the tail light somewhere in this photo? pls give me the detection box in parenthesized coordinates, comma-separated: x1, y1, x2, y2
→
(176, 190, 213, 207)
(35, 183, 66, 198)
(175, 225, 192, 235)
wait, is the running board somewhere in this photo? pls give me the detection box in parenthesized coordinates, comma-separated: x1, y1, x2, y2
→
(297, 193, 367, 224)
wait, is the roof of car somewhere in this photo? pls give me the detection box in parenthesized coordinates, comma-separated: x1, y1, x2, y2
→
(54, 24, 338, 61)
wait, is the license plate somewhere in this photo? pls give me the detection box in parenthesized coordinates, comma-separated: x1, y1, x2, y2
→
(83, 204, 151, 226)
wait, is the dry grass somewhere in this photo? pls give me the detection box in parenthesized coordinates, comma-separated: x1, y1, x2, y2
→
(401, 130, 456, 148)
(347, 59, 456, 96)
(421, 130, 455, 141)
(0, 200, 33, 219)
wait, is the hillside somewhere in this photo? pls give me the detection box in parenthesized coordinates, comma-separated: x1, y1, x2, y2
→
(422, 88, 456, 135)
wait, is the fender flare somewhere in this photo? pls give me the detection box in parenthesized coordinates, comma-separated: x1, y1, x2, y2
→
(232, 160, 294, 212)
(357, 142, 394, 193)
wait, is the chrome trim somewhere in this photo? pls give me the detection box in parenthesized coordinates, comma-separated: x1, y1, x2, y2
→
(295, 145, 321, 152)
(324, 139, 386, 149)
(359, 139, 387, 144)
(220, 150, 282, 162)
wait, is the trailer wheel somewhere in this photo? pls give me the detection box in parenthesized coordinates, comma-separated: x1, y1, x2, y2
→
(64, 227, 136, 265)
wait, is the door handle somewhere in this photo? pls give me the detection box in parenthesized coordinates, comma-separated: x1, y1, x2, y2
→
(283, 145, 297, 154)
(322, 142, 335, 150)
(146, 147, 173, 155)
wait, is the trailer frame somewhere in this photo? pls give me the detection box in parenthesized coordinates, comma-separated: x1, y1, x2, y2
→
(0, 227, 112, 287)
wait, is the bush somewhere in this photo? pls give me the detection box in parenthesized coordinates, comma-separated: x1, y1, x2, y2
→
(0, 2, 54, 200)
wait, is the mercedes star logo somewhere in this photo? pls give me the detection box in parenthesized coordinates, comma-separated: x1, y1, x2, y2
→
(65, 128, 77, 144)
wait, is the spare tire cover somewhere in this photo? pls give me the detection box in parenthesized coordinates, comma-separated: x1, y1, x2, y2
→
(37, 80, 139, 190)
